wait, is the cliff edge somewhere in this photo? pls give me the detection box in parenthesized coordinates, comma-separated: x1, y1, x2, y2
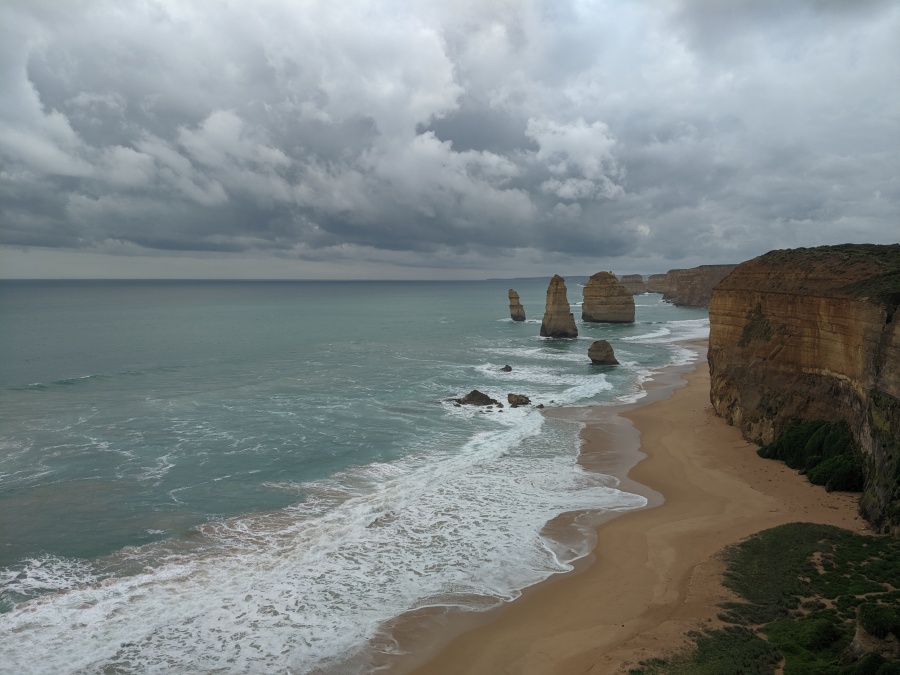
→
(708, 244, 900, 532)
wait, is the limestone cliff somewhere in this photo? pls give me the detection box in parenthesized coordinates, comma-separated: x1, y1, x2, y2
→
(540, 275, 578, 338)
(508, 289, 526, 322)
(708, 244, 900, 532)
(582, 272, 635, 323)
(646, 273, 669, 294)
(619, 274, 647, 295)
(662, 265, 738, 307)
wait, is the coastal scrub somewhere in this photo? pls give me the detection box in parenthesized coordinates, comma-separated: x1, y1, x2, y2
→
(630, 523, 900, 675)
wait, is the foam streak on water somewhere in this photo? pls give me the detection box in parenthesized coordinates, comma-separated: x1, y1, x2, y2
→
(0, 408, 643, 673)
(0, 281, 709, 673)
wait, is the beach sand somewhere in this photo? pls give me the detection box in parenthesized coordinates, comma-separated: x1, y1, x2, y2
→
(409, 344, 869, 674)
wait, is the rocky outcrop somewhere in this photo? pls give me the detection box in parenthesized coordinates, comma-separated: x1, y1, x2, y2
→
(708, 244, 900, 533)
(507, 393, 531, 407)
(540, 275, 578, 338)
(646, 273, 669, 294)
(662, 265, 737, 307)
(454, 390, 502, 407)
(619, 274, 647, 295)
(582, 272, 635, 323)
(588, 340, 619, 365)
(508, 289, 526, 322)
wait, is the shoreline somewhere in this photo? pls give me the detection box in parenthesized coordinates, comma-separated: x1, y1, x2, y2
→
(404, 341, 868, 674)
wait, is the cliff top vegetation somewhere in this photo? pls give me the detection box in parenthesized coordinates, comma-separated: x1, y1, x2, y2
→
(747, 244, 900, 308)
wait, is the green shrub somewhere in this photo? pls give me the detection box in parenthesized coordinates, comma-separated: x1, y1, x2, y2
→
(859, 603, 900, 639)
(823, 424, 855, 458)
(759, 421, 864, 493)
(808, 454, 865, 491)
(852, 653, 886, 675)
(796, 617, 843, 650)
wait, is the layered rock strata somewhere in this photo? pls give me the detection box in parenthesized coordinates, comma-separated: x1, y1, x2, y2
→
(588, 340, 619, 365)
(619, 274, 647, 295)
(646, 273, 669, 294)
(582, 272, 635, 323)
(508, 289, 526, 322)
(662, 265, 737, 307)
(708, 244, 900, 533)
(539, 275, 578, 338)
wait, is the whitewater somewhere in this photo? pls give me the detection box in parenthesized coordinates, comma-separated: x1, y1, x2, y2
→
(0, 279, 709, 673)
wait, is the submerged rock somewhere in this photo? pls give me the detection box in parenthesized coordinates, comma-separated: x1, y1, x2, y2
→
(582, 272, 635, 323)
(539, 275, 578, 338)
(508, 289, 526, 322)
(500, 364, 513, 372)
(588, 340, 619, 365)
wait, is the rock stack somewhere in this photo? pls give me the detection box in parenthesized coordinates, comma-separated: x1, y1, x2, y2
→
(582, 272, 635, 323)
(588, 340, 619, 365)
(508, 289, 526, 322)
(539, 275, 578, 338)
(619, 274, 647, 294)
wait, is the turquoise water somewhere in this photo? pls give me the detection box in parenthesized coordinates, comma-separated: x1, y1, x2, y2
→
(0, 279, 708, 673)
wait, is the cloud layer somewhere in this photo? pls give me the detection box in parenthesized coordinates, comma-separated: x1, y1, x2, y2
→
(1, 0, 898, 277)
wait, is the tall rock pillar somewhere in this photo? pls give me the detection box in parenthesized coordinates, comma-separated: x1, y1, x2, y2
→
(540, 275, 578, 338)
(508, 289, 526, 322)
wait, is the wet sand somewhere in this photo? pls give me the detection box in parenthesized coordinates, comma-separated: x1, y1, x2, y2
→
(409, 344, 868, 674)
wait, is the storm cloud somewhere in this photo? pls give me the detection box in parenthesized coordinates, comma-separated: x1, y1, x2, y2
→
(1, 0, 898, 278)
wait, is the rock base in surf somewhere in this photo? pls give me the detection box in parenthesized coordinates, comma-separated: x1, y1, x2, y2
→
(588, 340, 619, 365)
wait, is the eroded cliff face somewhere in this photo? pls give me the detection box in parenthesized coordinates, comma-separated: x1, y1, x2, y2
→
(646, 273, 669, 294)
(663, 265, 737, 307)
(708, 245, 900, 532)
(619, 274, 647, 295)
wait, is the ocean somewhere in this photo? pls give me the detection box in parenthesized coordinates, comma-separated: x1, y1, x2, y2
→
(0, 279, 708, 673)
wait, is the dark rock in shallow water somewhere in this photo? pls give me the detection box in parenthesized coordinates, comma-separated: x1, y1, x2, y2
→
(455, 389, 502, 406)
(507, 393, 531, 407)
(588, 340, 619, 365)
(500, 364, 512, 372)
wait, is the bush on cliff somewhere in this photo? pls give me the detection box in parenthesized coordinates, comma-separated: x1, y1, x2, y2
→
(758, 421, 864, 492)
(858, 602, 900, 640)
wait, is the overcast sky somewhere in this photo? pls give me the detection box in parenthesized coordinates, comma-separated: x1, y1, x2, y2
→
(1, 0, 898, 279)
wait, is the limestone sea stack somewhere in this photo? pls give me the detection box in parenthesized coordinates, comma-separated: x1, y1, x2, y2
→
(619, 274, 647, 295)
(588, 340, 619, 365)
(508, 289, 526, 322)
(539, 275, 578, 338)
(582, 271, 635, 323)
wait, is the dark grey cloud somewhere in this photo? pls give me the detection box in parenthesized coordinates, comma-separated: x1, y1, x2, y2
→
(1, 0, 898, 278)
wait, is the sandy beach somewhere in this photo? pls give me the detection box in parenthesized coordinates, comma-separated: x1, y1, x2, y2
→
(410, 344, 869, 675)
